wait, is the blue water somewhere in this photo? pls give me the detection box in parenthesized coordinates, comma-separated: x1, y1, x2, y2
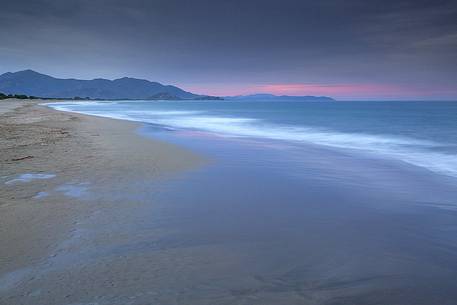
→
(41, 99, 457, 304)
(48, 100, 457, 178)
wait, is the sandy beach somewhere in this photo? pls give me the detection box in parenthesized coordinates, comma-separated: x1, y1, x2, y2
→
(0, 100, 204, 304)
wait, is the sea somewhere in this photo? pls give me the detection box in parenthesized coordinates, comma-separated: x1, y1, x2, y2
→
(48, 99, 457, 178)
(46, 99, 457, 304)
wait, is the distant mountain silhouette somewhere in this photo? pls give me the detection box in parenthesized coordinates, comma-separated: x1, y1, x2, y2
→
(227, 93, 335, 102)
(0, 70, 209, 100)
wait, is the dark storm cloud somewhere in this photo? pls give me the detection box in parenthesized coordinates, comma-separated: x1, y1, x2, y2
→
(1, 0, 456, 99)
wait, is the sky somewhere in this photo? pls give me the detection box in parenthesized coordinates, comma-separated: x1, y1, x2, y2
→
(0, 0, 456, 100)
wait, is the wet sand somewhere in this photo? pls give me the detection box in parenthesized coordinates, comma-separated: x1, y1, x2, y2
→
(0, 100, 204, 304)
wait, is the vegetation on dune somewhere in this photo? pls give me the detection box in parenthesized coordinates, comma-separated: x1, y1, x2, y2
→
(0, 92, 39, 100)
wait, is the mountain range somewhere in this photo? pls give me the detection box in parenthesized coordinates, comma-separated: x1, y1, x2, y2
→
(0, 70, 335, 101)
(0, 70, 218, 100)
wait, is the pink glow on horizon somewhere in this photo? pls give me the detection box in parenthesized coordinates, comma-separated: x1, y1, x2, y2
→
(182, 83, 457, 100)
(259, 83, 396, 96)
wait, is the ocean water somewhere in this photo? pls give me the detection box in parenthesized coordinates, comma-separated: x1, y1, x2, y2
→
(48, 100, 457, 178)
(45, 99, 457, 304)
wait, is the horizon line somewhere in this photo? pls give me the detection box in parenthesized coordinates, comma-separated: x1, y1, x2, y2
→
(2, 69, 457, 101)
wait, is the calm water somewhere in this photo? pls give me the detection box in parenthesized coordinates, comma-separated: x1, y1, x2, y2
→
(46, 100, 457, 304)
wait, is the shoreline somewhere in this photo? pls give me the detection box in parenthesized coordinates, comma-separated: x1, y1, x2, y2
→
(0, 99, 205, 290)
(2, 99, 457, 304)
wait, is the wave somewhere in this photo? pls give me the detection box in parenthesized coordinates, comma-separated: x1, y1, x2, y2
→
(43, 101, 119, 107)
(153, 115, 457, 177)
(46, 102, 457, 178)
(125, 110, 206, 116)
